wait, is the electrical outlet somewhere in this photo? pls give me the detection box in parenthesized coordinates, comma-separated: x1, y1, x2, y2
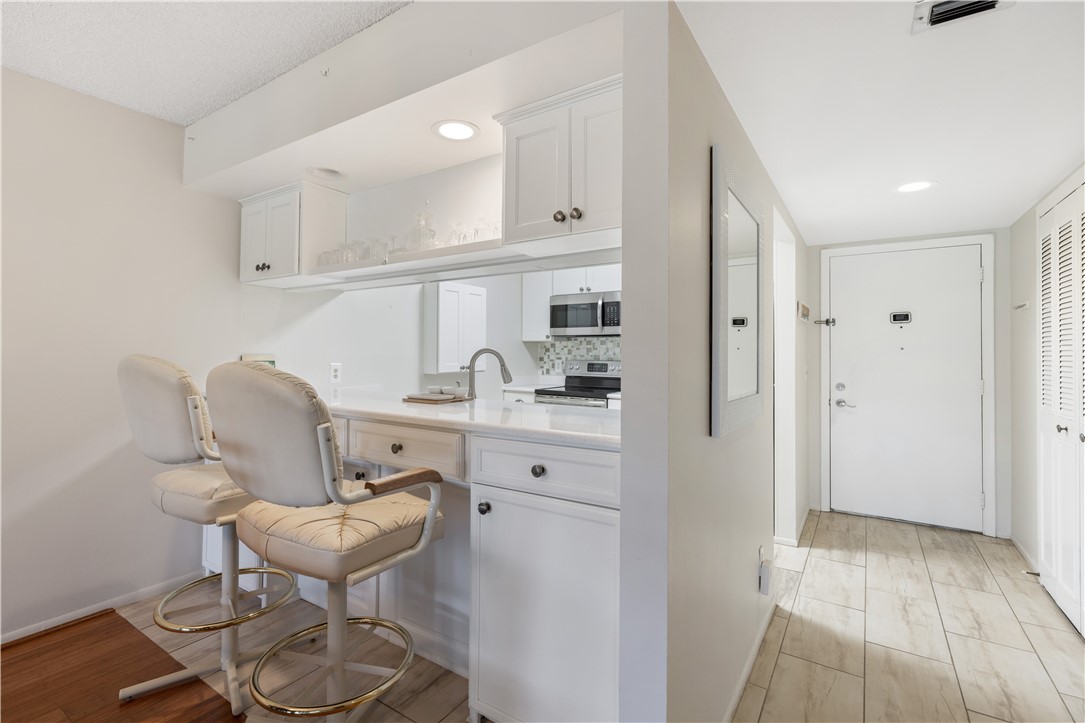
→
(329, 362, 342, 384)
(329, 386, 342, 404)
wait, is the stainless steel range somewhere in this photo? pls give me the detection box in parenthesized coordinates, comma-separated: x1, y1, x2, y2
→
(535, 359, 621, 408)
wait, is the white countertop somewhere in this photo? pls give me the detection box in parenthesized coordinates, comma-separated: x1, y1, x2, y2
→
(502, 375, 565, 394)
(330, 391, 620, 450)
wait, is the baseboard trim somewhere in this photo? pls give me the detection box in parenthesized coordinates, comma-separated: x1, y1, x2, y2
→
(773, 535, 799, 546)
(0, 570, 204, 645)
(725, 601, 777, 723)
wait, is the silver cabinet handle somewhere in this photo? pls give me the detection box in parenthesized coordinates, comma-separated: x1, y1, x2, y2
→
(553, 210, 566, 223)
(1056, 425, 1069, 434)
(477, 502, 491, 515)
(835, 399, 856, 408)
(531, 464, 546, 478)
(570, 207, 583, 220)
(1079, 433, 1084, 443)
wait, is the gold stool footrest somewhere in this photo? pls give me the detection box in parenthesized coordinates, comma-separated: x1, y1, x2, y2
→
(251, 617, 414, 718)
(154, 566, 297, 633)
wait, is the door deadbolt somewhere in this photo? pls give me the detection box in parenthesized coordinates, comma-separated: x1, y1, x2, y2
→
(835, 382, 846, 392)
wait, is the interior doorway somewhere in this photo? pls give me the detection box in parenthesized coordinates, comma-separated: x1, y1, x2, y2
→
(820, 235, 996, 534)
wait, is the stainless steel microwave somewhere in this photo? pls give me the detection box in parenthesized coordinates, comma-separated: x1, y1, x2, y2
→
(549, 291, 621, 337)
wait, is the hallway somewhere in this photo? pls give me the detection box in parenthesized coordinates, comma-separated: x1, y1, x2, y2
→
(739, 510, 1084, 722)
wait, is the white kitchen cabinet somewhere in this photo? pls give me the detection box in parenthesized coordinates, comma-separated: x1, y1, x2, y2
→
(423, 282, 487, 374)
(552, 264, 622, 295)
(497, 78, 621, 245)
(502, 391, 536, 404)
(239, 182, 346, 286)
(521, 271, 553, 342)
(470, 483, 618, 723)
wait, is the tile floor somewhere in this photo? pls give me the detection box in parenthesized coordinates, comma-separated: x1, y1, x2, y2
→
(117, 591, 468, 722)
(737, 510, 1085, 723)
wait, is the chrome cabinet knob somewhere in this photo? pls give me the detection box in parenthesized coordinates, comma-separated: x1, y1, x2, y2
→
(1080, 433, 1084, 443)
(255, 264, 261, 271)
(391, 443, 403, 454)
(531, 464, 546, 478)
(477, 501, 492, 515)
(570, 207, 582, 220)
(579, 287, 585, 292)
(1056, 425, 1069, 434)
(553, 210, 566, 223)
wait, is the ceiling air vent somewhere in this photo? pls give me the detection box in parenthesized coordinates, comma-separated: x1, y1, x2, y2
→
(911, 0, 1013, 33)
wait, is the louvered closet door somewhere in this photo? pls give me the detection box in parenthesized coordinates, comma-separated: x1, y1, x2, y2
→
(1037, 182, 1084, 633)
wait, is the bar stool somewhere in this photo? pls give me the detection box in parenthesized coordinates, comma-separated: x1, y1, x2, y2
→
(116, 355, 296, 715)
(206, 361, 444, 721)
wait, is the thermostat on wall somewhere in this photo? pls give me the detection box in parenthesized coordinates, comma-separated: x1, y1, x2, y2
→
(240, 353, 276, 367)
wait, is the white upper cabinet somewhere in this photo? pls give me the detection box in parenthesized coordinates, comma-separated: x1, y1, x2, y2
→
(239, 183, 346, 286)
(497, 78, 622, 245)
(551, 264, 622, 295)
(424, 282, 488, 374)
(521, 271, 553, 342)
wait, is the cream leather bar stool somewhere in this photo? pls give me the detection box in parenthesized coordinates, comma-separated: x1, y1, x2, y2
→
(116, 355, 296, 715)
(207, 361, 444, 721)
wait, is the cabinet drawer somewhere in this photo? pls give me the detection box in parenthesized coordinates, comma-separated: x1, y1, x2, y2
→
(472, 437, 619, 508)
(348, 420, 465, 481)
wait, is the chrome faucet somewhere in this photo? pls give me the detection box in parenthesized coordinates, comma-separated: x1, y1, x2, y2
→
(466, 348, 514, 400)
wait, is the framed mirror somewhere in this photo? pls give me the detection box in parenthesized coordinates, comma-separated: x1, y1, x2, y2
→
(710, 145, 764, 437)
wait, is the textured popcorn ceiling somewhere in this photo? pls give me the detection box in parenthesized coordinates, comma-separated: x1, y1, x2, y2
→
(2, 2, 407, 126)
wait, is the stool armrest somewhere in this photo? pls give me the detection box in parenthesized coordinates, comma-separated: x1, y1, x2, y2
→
(365, 468, 443, 496)
(187, 395, 221, 461)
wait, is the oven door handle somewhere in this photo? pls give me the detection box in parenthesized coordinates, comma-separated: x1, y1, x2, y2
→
(536, 395, 608, 408)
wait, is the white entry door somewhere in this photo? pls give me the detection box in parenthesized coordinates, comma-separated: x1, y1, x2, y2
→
(828, 245, 983, 530)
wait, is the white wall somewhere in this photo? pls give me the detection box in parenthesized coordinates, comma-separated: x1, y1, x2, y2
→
(665, 7, 806, 719)
(0, 70, 537, 640)
(1010, 206, 1039, 561)
(1, 68, 280, 637)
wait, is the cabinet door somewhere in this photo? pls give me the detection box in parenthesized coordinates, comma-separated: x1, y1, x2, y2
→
(424, 282, 488, 374)
(551, 268, 588, 295)
(570, 88, 622, 235)
(521, 271, 553, 342)
(503, 107, 570, 244)
(471, 484, 618, 722)
(585, 264, 621, 293)
(239, 201, 267, 282)
(264, 190, 301, 280)
(459, 284, 487, 370)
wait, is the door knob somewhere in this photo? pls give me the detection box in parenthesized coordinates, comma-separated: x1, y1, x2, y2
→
(1056, 425, 1069, 434)
(553, 210, 566, 223)
(390, 443, 403, 454)
(835, 399, 856, 408)
(477, 502, 492, 515)
(570, 207, 583, 220)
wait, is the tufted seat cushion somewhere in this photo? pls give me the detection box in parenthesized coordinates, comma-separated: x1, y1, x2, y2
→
(151, 462, 252, 525)
(236, 493, 445, 583)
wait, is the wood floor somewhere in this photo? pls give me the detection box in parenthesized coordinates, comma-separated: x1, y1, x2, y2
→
(740, 510, 1085, 723)
(114, 590, 469, 722)
(0, 609, 236, 721)
(2, 590, 468, 722)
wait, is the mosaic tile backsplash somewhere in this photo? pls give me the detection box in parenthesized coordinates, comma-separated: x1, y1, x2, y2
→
(538, 336, 622, 374)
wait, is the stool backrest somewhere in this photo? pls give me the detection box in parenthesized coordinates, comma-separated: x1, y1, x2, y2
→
(117, 354, 214, 465)
(207, 361, 344, 508)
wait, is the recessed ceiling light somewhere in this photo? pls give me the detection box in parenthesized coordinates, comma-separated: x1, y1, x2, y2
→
(897, 181, 934, 193)
(307, 167, 347, 180)
(433, 120, 478, 141)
